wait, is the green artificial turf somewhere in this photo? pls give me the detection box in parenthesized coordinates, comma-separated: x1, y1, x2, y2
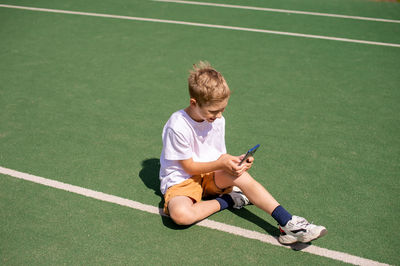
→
(0, 0, 399, 264)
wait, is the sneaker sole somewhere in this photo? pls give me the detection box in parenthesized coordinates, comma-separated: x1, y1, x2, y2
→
(278, 228, 328, 245)
(278, 235, 298, 245)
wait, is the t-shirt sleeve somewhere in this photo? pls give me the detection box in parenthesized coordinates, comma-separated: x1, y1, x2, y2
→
(163, 127, 192, 160)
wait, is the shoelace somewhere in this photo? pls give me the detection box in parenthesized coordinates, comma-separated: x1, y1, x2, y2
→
(295, 217, 311, 230)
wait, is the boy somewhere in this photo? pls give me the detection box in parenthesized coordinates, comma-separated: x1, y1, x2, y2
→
(159, 61, 327, 244)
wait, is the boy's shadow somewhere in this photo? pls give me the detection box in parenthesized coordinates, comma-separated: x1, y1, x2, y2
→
(227, 208, 279, 237)
(138, 158, 162, 199)
(138, 158, 310, 250)
(139, 158, 183, 229)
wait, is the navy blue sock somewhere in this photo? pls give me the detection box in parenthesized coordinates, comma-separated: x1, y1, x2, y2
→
(216, 194, 234, 211)
(271, 205, 293, 226)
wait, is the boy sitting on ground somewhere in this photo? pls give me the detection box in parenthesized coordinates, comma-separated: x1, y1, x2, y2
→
(159, 61, 327, 244)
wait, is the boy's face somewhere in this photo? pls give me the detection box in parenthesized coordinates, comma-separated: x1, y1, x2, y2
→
(191, 98, 229, 123)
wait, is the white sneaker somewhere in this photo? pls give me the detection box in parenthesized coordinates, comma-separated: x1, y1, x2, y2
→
(228, 186, 251, 209)
(278, 215, 327, 244)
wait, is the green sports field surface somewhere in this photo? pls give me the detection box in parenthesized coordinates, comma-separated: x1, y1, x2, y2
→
(1, 0, 399, 265)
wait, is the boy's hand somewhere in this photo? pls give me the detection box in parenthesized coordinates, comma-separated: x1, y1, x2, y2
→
(218, 154, 248, 177)
(239, 154, 254, 171)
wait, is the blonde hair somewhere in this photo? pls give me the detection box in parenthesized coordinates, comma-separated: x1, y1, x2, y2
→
(188, 61, 230, 106)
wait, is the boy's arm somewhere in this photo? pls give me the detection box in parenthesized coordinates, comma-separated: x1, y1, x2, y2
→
(179, 154, 248, 177)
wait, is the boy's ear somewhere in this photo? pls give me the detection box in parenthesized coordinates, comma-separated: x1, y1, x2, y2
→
(189, 98, 197, 107)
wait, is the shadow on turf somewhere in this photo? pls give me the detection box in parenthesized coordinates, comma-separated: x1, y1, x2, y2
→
(139, 158, 163, 198)
(139, 158, 192, 230)
(138, 157, 314, 249)
(227, 208, 280, 237)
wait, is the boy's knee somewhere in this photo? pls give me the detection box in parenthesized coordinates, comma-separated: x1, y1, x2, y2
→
(169, 206, 195, 225)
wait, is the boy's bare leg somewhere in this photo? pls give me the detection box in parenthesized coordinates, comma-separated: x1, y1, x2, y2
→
(168, 171, 279, 225)
(214, 170, 280, 215)
(167, 172, 326, 244)
(214, 170, 328, 244)
(168, 196, 221, 225)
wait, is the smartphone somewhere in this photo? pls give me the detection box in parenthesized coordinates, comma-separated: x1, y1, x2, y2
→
(239, 144, 260, 165)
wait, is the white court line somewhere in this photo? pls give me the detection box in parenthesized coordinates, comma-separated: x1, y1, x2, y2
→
(154, 0, 400, 24)
(0, 4, 399, 48)
(0, 166, 390, 266)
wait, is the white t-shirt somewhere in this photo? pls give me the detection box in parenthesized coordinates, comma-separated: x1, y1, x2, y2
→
(159, 109, 227, 194)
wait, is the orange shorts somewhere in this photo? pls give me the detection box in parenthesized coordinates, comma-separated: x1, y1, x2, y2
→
(163, 172, 233, 215)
